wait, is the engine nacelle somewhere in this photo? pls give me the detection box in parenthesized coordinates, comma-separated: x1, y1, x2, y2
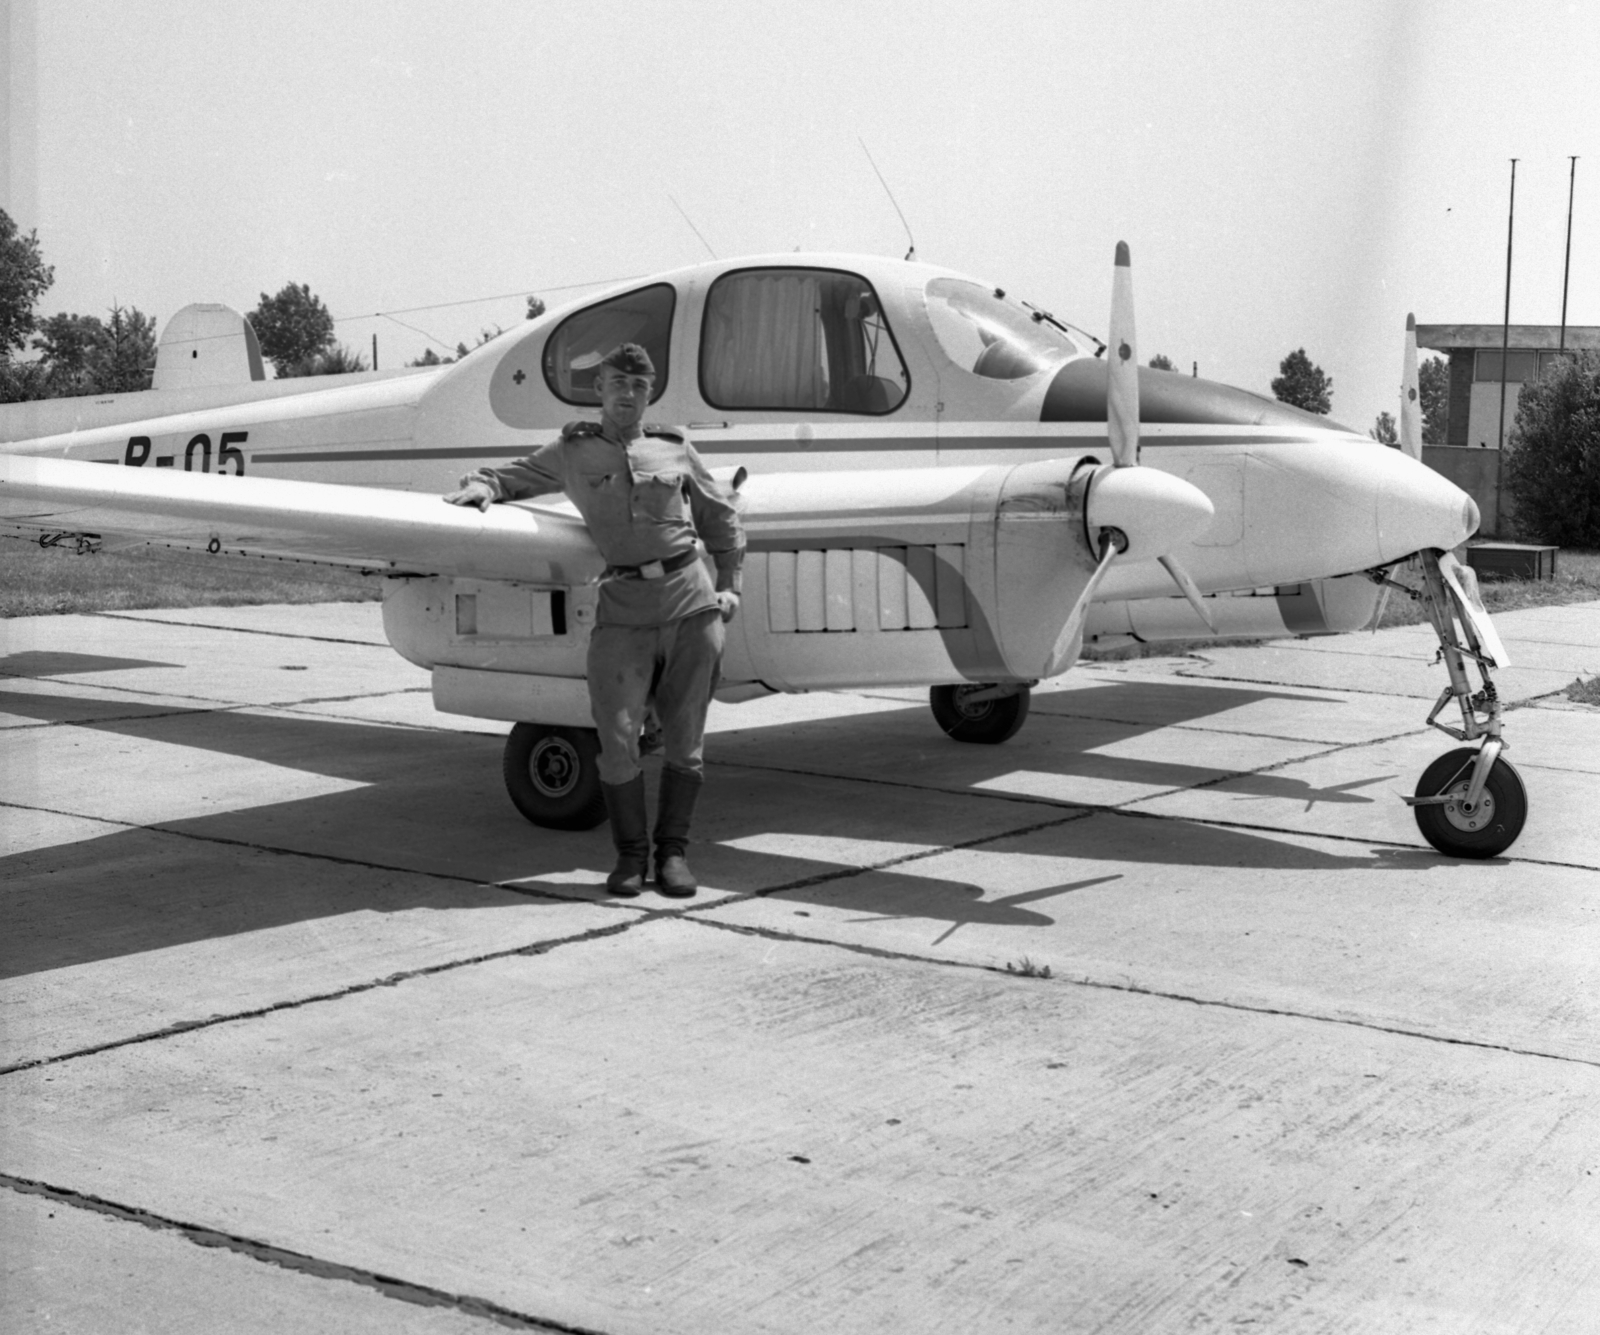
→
(384, 458, 1113, 723)
(725, 458, 1102, 690)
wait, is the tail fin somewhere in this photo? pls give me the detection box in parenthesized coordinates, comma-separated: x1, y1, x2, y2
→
(152, 304, 265, 391)
(1399, 313, 1422, 460)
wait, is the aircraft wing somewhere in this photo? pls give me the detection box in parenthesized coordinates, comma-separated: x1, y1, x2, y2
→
(0, 454, 605, 585)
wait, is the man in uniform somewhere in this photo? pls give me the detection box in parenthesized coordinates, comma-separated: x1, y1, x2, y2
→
(444, 343, 744, 898)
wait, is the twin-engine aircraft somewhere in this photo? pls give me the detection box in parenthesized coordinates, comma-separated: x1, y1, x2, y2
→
(0, 247, 1523, 856)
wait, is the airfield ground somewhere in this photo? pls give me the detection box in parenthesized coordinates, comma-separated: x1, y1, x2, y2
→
(3, 599, 1599, 1333)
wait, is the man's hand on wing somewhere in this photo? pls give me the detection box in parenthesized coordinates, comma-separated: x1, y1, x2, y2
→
(715, 590, 741, 623)
(444, 478, 496, 511)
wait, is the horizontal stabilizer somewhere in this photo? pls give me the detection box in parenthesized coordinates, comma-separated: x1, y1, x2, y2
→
(153, 304, 266, 391)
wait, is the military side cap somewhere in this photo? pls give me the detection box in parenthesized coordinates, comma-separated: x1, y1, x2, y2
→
(600, 343, 656, 376)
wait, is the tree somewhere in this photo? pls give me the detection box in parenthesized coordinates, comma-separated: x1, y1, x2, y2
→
(23, 303, 157, 397)
(0, 208, 54, 356)
(408, 325, 505, 368)
(1503, 350, 1600, 547)
(1271, 348, 1333, 414)
(31, 312, 104, 389)
(1369, 411, 1398, 444)
(1419, 356, 1449, 444)
(278, 342, 368, 377)
(525, 295, 546, 320)
(251, 282, 335, 376)
(89, 305, 158, 392)
(1148, 353, 1176, 371)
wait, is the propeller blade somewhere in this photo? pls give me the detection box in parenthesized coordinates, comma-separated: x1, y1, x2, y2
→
(1366, 582, 1392, 634)
(1399, 313, 1422, 460)
(1158, 554, 1217, 633)
(1046, 536, 1121, 674)
(1107, 241, 1139, 468)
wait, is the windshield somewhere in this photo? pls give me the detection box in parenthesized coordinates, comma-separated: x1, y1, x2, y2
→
(924, 277, 1084, 380)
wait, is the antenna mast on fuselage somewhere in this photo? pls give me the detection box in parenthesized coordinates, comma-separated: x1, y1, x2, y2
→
(859, 138, 917, 262)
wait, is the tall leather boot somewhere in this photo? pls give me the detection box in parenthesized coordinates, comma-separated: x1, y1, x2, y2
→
(601, 775, 649, 897)
(653, 767, 703, 898)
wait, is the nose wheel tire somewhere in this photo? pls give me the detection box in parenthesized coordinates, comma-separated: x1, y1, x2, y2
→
(930, 684, 1030, 745)
(1412, 746, 1527, 859)
(503, 722, 607, 830)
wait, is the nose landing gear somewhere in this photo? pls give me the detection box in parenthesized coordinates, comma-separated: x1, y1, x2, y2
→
(1395, 549, 1526, 859)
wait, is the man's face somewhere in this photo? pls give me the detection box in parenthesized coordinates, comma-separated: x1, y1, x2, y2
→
(596, 365, 654, 431)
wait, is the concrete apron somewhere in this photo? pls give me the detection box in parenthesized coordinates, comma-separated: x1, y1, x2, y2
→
(4, 600, 1600, 1332)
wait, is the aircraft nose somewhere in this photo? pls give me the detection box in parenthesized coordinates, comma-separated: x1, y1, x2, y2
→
(1376, 449, 1481, 557)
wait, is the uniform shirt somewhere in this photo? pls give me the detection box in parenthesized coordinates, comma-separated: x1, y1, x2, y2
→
(469, 424, 744, 627)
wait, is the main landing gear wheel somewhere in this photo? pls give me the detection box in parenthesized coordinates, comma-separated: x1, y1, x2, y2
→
(1412, 746, 1527, 859)
(930, 684, 1031, 745)
(503, 723, 607, 830)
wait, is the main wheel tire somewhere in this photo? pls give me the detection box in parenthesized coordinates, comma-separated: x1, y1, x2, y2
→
(929, 684, 1030, 745)
(1412, 746, 1527, 859)
(503, 723, 607, 830)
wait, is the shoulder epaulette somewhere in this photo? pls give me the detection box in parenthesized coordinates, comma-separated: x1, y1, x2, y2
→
(642, 423, 686, 442)
(559, 419, 603, 440)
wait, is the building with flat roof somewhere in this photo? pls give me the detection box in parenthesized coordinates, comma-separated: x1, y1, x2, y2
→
(1415, 323, 1600, 449)
(1414, 323, 1598, 536)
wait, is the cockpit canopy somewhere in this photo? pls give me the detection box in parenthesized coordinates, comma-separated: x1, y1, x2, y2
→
(499, 256, 1095, 430)
(923, 278, 1087, 381)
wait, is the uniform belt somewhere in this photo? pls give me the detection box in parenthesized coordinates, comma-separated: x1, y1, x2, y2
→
(603, 548, 700, 581)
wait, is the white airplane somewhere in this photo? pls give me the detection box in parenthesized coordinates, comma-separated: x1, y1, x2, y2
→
(0, 247, 1521, 857)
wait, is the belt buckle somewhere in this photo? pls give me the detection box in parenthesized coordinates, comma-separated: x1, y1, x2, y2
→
(639, 560, 665, 580)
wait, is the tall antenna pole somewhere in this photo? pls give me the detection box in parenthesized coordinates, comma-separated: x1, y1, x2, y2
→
(1497, 159, 1517, 453)
(1559, 156, 1578, 354)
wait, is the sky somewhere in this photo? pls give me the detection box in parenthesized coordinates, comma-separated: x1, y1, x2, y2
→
(3, 0, 1597, 433)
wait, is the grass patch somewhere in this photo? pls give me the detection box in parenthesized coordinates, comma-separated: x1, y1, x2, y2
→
(1568, 676, 1600, 707)
(1373, 546, 1600, 629)
(1, 535, 383, 617)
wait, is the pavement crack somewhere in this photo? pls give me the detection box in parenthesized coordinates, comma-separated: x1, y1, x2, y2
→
(0, 918, 644, 1079)
(670, 808, 1098, 918)
(681, 918, 1600, 1071)
(0, 1173, 606, 1334)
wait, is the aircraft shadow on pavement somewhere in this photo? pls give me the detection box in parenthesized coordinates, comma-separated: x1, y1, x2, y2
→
(1, 650, 185, 677)
(2, 684, 1434, 978)
(715, 678, 1400, 810)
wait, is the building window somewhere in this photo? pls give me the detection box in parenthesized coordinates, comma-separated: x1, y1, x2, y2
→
(542, 284, 674, 406)
(1474, 349, 1538, 383)
(700, 268, 908, 413)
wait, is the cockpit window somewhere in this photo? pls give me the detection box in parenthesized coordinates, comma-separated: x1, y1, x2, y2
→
(700, 268, 909, 413)
(924, 278, 1082, 380)
(543, 283, 674, 405)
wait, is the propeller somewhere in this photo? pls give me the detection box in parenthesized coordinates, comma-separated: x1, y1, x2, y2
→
(1399, 313, 1423, 461)
(1045, 242, 1216, 672)
(1366, 314, 1426, 633)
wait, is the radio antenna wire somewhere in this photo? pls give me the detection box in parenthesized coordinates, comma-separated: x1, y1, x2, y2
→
(859, 138, 917, 262)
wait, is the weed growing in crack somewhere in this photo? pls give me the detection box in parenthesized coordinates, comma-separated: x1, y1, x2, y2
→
(1004, 957, 1053, 979)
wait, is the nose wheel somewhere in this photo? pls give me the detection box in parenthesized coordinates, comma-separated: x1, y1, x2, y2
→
(1392, 549, 1527, 859)
(1411, 746, 1527, 859)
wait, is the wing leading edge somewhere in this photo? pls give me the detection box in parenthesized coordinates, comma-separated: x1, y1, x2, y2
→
(0, 454, 605, 586)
